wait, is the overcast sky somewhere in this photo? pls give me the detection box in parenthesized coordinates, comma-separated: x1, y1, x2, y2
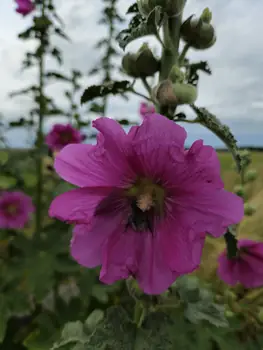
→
(1, 0, 263, 144)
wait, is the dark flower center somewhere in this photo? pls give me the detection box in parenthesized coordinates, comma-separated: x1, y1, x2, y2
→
(60, 132, 72, 144)
(125, 178, 165, 233)
(5, 204, 18, 216)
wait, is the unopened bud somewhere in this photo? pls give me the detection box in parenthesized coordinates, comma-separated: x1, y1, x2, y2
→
(200, 8, 212, 24)
(244, 203, 256, 216)
(172, 82, 197, 105)
(168, 65, 185, 83)
(233, 185, 245, 198)
(181, 13, 216, 50)
(153, 80, 178, 106)
(122, 44, 159, 78)
(244, 169, 258, 183)
(137, 0, 186, 18)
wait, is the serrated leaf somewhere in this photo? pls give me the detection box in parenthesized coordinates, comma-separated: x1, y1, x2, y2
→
(80, 80, 130, 104)
(51, 321, 89, 350)
(85, 310, 104, 331)
(191, 105, 242, 172)
(117, 6, 164, 50)
(185, 300, 228, 327)
(126, 3, 139, 14)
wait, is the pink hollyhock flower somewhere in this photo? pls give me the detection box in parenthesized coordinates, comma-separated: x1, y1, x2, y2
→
(15, 0, 35, 16)
(45, 124, 84, 152)
(218, 239, 263, 288)
(139, 102, 155, 118)
(49, 113, 244, 294)
(0, 191, 35, 229)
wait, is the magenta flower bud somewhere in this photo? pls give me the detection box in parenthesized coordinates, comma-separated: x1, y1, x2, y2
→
(0, 191, 34, 229)
(15, 0, 35, 17)
(218, 239, 263, 288)
(139, 102, 155, 118)
(49, 114, 243, 295)
(45, 124, 84, 152)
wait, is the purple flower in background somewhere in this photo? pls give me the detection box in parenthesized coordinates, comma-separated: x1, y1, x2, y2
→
(15, 0, 35, 16)
(45, 124, 84, 152)
(139, 102, 155, 118)
(49, 113, 243, 294)
(0, 191, 35, 229)
(218, 239, 263, 288)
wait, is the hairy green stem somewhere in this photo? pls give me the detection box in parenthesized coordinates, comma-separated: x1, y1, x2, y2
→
(159, 14, 182, 82)
(159, 13, 182, 116)
(35, 1, 46, 235)
(178, 43, 190, 66)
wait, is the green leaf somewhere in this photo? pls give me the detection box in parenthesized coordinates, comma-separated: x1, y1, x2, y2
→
(51, 321, 89, 350)
(91, 285, 109, 304)
(80, 80, 131, 104)
(45, 71, 70, 82)
(174, 276, 201, 303)
(187, 61, 212, 86)
(0, 175, 17, 189)
(185, 300, 228, 327)
(126, 3, 139, 14)
(85, 310, 104, 332)
(0, 295, 9, 342)
(191, 105, 242, 172)
(117, 6, 165, 50)
(54, 28, 71, 41)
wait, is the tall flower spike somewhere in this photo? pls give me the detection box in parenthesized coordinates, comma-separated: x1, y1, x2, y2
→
(218, 239, 263, 288)
(49, 113, 244, 295)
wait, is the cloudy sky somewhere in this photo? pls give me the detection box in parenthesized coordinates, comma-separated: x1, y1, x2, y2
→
(1, 0, 263, 147)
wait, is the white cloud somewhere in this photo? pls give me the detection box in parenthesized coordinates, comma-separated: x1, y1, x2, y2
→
(1, 0, 263, 141)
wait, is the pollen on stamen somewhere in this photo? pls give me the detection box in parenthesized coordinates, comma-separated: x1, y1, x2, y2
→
(136, 193, 154, 212)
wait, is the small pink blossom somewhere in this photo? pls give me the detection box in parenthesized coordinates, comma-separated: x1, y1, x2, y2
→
(45, 124, 84, 152)
(218, 239, 263, 288)
(139, 102, 155, 118)
(49, 113, 244, 294)
(0, 191, 35, 229)
(15, 0, 35, 16)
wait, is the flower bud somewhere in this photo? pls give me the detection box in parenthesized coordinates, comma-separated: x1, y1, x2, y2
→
(181, 9, 216, 50)
(122, 44, 159, 78)
(137, 0, 186, 18)
(153, 80, 197, 106)
(244, 169, 258, 183)
(233, 185, 245, 198)
(172, 82, 197, 104)
(168, 65, 185, 83)
(244, 203, 256, 216)
(153, 80, 178, 106)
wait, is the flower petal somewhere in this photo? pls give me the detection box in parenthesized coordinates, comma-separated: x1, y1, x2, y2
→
(136, 232, 180, 295)
(49, 187, 113, 223)
(71, 211, 125, 268)
(217, 253, 240, 286)
(160, 218, 206, 273)
(54, 142, 134, 188)
(100, 228, 139, 284)
(173, 186, 244, 237)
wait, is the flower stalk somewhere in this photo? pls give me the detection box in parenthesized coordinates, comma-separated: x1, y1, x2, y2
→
(35, 0, 46, 235)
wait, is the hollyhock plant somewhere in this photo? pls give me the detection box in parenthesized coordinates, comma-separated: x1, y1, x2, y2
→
(139, 102, 155, 117)
(45, 124, 84, 152)
(218, 239, 263, 288)
(0, 191, 35, 229)
(15, 0, 35, 16)
(49, 113, 244, 294)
